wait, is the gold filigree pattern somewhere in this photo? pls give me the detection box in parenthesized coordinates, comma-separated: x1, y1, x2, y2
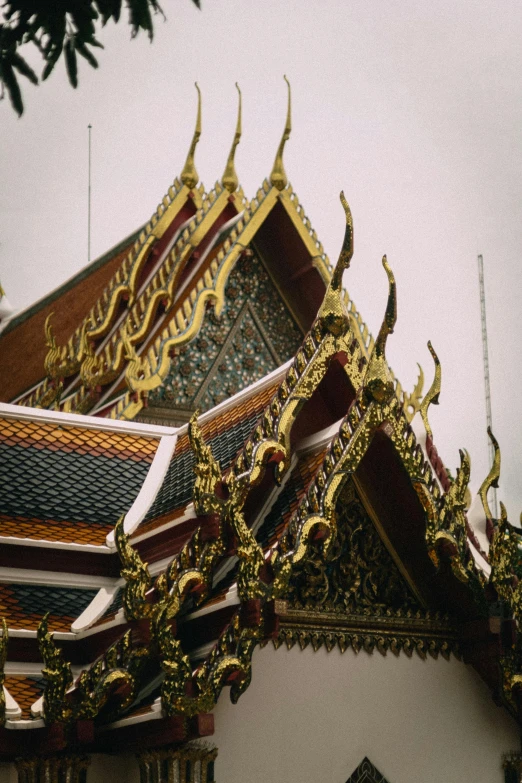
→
(287, 479, 419, 614)
(490, 503, 522, 620)
(114, 516, 153, 621)
(270, 76, 291, 191)
(419, 449, 472, 582)
(37, 613, 73, 723)
(363, 256, 396, 404)
(275, 611, 459, 661)
(419, 341, 441, 439)
(180, 83, 202, 190)
(222, 84, 242, 194)
(479, 426, 501, 521)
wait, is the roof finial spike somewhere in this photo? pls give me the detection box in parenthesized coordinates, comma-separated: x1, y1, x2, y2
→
(363, 255, 396, 404)
(478, 426, 501, 520)
(222, 83, 242, 193)
(331, 190, 353, 290)
(375, 255, 396, 358)
(419, 341, 441, 439)
(181, 82, 202, 190)
(270, 75, 292, 191)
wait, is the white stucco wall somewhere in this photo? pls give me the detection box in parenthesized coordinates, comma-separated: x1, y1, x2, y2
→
(0, 645, 519, 782)
(211, 644, 521, 783)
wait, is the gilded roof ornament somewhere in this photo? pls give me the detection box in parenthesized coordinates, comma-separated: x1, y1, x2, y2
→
(44, 312, 56, 351)
(317, 191, 352, 336)
(331, 190, 354, 290)
(419, 341, 441, 439)
(180, 82, 202, 190)
(270, 75, 291, 191)
(478, 426, 500, 520)
(364, 255, 396, 403)
(222, 83, 242, 193)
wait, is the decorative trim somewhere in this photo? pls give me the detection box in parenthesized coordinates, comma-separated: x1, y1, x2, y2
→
(137, 743, 217, 783)
(15, 754, 90, 783)
(274, 606, 459, 660)
(345, 757, 391, 783)
(0, 401, 172, 437)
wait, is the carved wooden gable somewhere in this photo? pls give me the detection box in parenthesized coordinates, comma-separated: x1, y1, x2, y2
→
(345, 757, 391, 783)
(141, 251, 303, 425)
(287, 478, 420, 616)
(278, 478, 459, 659)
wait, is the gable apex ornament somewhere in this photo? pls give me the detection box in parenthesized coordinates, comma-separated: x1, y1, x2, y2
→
(180, 82, 202, 190)
(222, 83, 242, 193)
(345, 757, 391, 783)
(270, 75, 292, 191)
(363, 255, 396, 404)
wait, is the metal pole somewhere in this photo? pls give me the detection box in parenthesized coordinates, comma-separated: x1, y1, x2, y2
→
(477, 254, 498, 518)
(88, 124, 92, 264)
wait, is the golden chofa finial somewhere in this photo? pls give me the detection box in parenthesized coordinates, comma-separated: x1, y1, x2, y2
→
(222, 83, 242, 193)
(317, 192, 352, 336)
(478, 427, 501, 520)
(270, 75, 291, 191)
(364, 256, 396, 404)
(180, 82, 202, 190)
(419, 341, 441, 439)
(331, 190, 353, 290)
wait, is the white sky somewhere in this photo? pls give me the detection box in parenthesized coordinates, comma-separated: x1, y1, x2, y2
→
(1, 0, 521, 517)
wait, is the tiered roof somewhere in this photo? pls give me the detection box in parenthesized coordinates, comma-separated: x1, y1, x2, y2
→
(3, 82, 423, 427)
(1, 83, 520, 764)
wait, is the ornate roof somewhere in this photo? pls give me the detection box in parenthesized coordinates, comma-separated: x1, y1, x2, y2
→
(1, 187, 521, 764)
(1, 89, 520, 765)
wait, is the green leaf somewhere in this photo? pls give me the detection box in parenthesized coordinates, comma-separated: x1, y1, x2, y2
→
(42, 43, 63, 81)
(127, 0, 153, 39)
(11, 52, 38, 84)
(64, 37, 78, 88)
(0, 61, 23, 116)
(76, 40, 98, 69)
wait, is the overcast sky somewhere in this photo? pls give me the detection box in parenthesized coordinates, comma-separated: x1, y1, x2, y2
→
(1, 0, 521, 517)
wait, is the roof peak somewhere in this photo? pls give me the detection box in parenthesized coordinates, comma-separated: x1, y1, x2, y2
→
(180, 83, 202, 190)
(270, 75, 292, 191)
(221, 83, 242, 193)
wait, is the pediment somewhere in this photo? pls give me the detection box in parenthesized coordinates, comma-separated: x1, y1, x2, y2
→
(143, 250, 302, 422)
(346, 758, 391, 783)
(287, 477, 421, 616)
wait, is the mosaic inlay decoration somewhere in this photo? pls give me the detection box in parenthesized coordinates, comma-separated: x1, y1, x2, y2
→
(148, 251, 303, 412)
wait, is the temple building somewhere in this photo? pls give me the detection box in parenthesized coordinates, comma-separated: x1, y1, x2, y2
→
(1, 83, 522, 783)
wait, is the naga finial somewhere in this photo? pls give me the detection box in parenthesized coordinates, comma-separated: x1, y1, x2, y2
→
(419, 341, 441, 439)
(363, 256, 396, 403)
(222, 83, 242, 193)
(270, 75, 291, 191)
(44, 313, 56, 350)
(180, 82, 202, 190)
(316, 192, 352, 336)
(189, 410, 222, 515)
(331, 190, 353, 290)
(478, 426, 500, 520)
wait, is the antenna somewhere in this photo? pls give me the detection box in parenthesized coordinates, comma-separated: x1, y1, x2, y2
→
(88, 124, 92, 264)
(477, 253, 498, 518)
